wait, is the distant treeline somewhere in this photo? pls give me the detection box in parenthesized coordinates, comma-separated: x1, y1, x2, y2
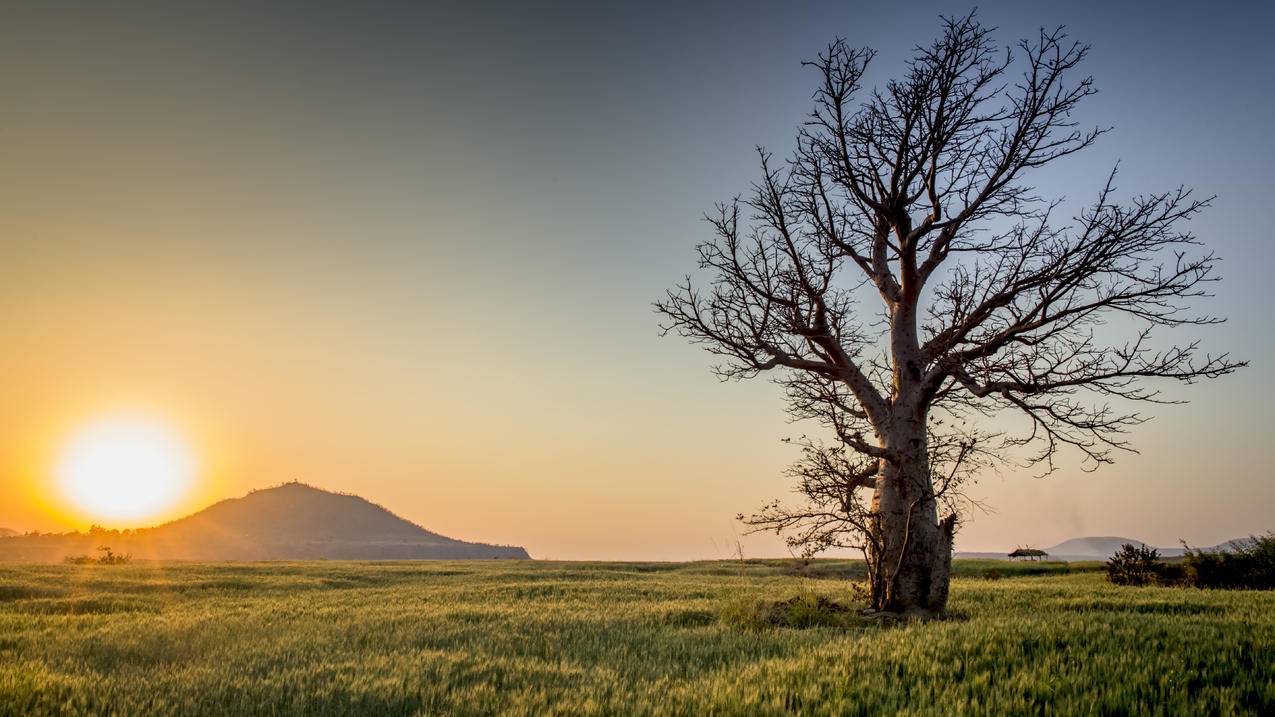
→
(1107, 534, 1275, 590)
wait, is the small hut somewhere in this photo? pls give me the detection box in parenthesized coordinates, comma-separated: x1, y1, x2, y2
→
(1008, 547, 1049, 561)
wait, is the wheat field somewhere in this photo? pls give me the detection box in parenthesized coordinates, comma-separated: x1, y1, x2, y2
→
(1, 559, 1271, 716)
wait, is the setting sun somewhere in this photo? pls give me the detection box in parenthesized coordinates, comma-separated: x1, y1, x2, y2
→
(56, 416, 195, 522)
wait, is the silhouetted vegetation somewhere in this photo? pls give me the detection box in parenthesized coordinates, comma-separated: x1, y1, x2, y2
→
(1008, 547, 1049, 561)
(1106, 543, 1166, 586)
(63, 546, 131, 565)
(1182, 534, 1275, 590)
(1106, 535, 1275, 590)
(659, 10, 1244, 618)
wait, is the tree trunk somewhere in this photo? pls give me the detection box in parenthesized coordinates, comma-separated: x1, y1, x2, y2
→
(863, 293, 956, 616)
(868, 420, 955, 617)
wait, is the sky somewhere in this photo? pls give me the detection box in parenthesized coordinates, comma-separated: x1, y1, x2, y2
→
(1, 1, 1271, 559)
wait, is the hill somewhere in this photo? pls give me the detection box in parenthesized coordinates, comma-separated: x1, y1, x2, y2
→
(0, 482, 529, 562)
(958, 535, 1249, 561)
(0, 528, 17, 538)
(1043, 536, 1180, 560)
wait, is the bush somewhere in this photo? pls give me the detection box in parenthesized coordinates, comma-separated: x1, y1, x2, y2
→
(1106, 534, 1275, 590)
(1155, 561, 1187, 585)
(719, 587, 858, 630)
(1106, 543, 1165, 586)
(1182, 533, 1275, 590)
(64, 546, 131, 566)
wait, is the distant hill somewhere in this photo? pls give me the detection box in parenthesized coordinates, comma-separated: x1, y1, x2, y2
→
(0, 528, 17, 538)
(1043, 536, 1179, 560)
(0, 482, 529, 562)
(957, 535, 1248, 561)
(1207, 538, 1254, 553)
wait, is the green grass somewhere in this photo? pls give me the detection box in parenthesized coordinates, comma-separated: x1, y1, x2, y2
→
(0, 559, 1270, 715)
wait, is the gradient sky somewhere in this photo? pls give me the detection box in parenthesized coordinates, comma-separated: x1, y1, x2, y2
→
(1, 1, 1271, 559)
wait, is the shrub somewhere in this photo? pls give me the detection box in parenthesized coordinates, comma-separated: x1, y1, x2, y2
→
(1182, 533, 1275, 590)
(1106, 543, 1164, 586)
(719, 587, 858, 630)
(63, 546, 131, 566)
(1155, 561, 1187, 585)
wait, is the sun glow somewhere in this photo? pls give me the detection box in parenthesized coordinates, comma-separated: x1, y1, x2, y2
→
(57, 415, 195, 522)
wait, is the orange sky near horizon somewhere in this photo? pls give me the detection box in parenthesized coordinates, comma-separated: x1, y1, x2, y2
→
(2, 2, 1272, 560)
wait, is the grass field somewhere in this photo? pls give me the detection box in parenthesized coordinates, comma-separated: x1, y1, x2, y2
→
(1, 559, 1271, 716)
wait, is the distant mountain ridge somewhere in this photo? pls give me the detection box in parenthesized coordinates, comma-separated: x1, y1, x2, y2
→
(0, 528, 17, 538)
(0, 482, 529, 562)
(958, 535, 1248, 561)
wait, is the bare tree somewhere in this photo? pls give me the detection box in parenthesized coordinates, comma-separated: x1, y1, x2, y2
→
(657, 13, 1244, 617)
(742, 425, 991, 610)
